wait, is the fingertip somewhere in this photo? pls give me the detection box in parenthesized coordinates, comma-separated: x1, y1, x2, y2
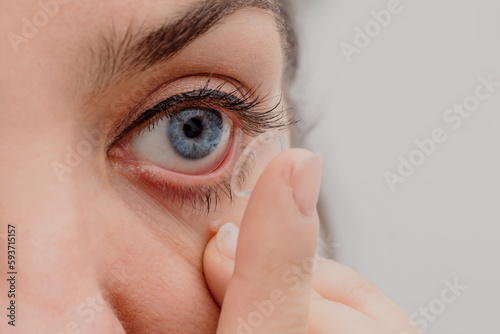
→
(203, 223, 238, 306)
(216, 223, 239, 261)
(291, 153, 323, 217)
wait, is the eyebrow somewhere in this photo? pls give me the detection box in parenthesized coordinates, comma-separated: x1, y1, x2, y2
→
(87, 0, 285, 95)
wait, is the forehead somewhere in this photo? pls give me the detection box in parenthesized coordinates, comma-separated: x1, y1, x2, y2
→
(0, 0, 287, 131)
(1, 0, 285, 102)
(2, 0, 281, 46)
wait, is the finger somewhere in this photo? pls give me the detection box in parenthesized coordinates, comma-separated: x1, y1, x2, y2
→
(308, 293, 387, 334)
(217, 149, 322, 334)
(312, 258, 420, 333)
(203, 222, 238, 306)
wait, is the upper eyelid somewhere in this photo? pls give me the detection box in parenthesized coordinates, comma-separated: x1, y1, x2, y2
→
(103, 74, 243, 141)
(107, 78, 295, 155)
(110, 89, 252, 147)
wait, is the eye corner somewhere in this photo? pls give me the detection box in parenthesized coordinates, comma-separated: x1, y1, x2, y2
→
(108, 141, 134, 161)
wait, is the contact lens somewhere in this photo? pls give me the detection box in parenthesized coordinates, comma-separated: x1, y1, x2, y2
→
(231, 131, 286, 197)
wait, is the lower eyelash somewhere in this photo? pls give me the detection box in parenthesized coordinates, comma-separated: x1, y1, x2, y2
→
(112, 140, 253, 215)
(132, 165, 240, 215)
(166, 177, 233, 214)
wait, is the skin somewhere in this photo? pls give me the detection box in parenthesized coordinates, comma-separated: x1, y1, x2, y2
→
(0, 1, 423, 333)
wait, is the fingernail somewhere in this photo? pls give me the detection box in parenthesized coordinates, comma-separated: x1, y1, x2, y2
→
(292, 153, 323, 217)
(216, 223, 239, 260)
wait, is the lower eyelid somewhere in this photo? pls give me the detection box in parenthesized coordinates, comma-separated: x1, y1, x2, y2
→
(109, 129, 245, 203)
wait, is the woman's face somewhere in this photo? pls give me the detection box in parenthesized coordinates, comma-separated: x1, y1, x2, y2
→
(0, 0, 288, 332)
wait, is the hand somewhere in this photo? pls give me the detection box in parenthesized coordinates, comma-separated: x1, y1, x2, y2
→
(204, 149, 422, 334)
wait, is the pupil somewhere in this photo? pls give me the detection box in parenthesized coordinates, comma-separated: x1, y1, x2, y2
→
(183, 118, 203, 139)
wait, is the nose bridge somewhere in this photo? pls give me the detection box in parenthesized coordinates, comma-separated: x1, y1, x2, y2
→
(1, 131, 83, 294)
(0, 125, 125, 333)
(0, 120, 91, 245)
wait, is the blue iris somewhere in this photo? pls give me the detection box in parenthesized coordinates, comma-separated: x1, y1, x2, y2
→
(167, 108, 224, 160)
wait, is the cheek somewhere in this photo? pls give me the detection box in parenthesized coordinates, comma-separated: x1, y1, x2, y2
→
(101, 251, 220, 333)
(91, 191, 221, 333)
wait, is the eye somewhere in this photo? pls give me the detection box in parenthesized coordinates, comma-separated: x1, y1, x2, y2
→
(107, 78, 294, 212)
(130, 107, 233, 175)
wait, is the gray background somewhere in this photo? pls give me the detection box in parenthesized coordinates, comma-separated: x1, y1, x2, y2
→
(290, 0, 500, 333)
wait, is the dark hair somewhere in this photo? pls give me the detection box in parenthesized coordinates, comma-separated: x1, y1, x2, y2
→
(278, 0, 299, 84)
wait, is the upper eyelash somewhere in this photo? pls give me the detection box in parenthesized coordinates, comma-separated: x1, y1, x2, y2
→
(112, 83, 296, 145)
